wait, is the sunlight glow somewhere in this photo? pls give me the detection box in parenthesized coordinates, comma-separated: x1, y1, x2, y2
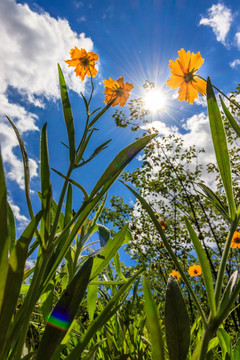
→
(144, 89, 167, 113)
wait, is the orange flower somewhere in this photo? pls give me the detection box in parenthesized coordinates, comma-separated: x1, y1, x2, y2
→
(188, 265, 202, 277)
(103, 77, 134, 107)
(166, 49, 206, 104)
(231, 231, 240, 249)
(160, 220, 166, 230)
(65, 47, 99, 81)
(169, 270, 181, 281)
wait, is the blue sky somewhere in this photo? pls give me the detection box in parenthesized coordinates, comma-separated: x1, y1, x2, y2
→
(1, 0, 240, 253)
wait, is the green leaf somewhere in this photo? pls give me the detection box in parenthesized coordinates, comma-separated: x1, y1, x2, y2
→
(207, 78, 236, 219)
(114, 252, 127, 281)
(52, 168, 89, 200)
(217, 328, 233, 359)
(220, 96, 240, 137)
(197, 182, 230, 222)
(233, 337, 240, 360)
(121, 181, 207, 325)
(0, 211, 42, 350)
(87, 283, 98, 322)
(0, 150, 9, 313)
(143, 277, 165, 360)
(40, 280, 54, 321)
(77, 139, 112, 167)
(90, 224, 131, 280)
(40, 123, 52, 245)
(5, 116, 34, 220)
(65, 268, 143, 360)
(7, 201, 16, 254)
(165, 276, 190, 360)
(98, 224, 111, 247)
(184, 217, 216, 316)
(36, 257, 93, 360)
(58, 64, 75, 163)
(90, 133, 157, 198)
(219, 271, 238, 313)
(88, 99, 116, 128)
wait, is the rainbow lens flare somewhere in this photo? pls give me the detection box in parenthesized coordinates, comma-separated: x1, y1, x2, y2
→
(46, 307, 70, 331)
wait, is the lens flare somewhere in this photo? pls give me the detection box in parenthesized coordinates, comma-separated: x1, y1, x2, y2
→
(46, 307, 70, 331)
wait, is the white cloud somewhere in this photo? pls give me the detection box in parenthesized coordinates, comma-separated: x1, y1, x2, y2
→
(235, 32, 240, 49)
(142, 112, 217, 187)
(0, 0, 95, 188)
(8, 199, 29, 228)
(229, 59, 240, 69)
(199, 4, 233, 46)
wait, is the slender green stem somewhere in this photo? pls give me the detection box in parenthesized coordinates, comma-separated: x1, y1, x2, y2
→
(88, 75, 94, 107)
(199, 328, 215, 360)
(215, 218, 238, 307)
(49, 164, 73, 244)
(198, 75, 240, 111)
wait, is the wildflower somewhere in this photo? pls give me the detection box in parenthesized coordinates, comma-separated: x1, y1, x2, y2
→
(103, 77, 134, 107)
(169, 270, 181, 281)
(166, 49, 206, 104)
(231, 231, 240, 249)
(65, 47, 99, 81)
(188, 264, 202, 277)
(160, 220, 166, 230)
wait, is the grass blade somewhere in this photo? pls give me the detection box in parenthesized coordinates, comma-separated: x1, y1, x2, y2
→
(7, 202, 16, 254)
(58, 64, 75, 163)
(90, 133, 157, 198)
(207, 77, 236, 219)
(197, 182, 230, 221)
(5, 116, 34, 219)
(220, 96, 240, 137)
(66, 268, 143, 360)
(0, 211, 42, 352)
(121, 181, 207, 325)
(90, 224, 131, 280)
(40, 123, 52, 246)
(165, 276, 190, 360)
(91, 224, 131, 280)
(0, 150, 9, 313)
(36, 257, 93, 359)
(184, 217, 216, 316)
(143, 277, 165, 360)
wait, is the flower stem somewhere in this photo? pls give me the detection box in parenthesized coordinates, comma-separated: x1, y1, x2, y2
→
(215, 218, 238, 307)
(197, 75, 240, 111)
(198, 327, 214, 360)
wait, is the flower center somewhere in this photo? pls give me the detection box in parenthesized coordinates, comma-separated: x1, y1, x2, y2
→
(194, 270, 198, 274)
(114, 87, 124, 97)
(81, 57, 90, 67)
(184, 70, 195, 83)
(234, 237, 240, 244)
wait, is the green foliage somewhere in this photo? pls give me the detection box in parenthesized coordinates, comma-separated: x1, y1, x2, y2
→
(0, 65, 155, 359)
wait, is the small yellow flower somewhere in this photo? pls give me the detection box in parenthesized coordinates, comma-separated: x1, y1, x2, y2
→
(231, 231, 240, 249)
(169, 270, 181, 281)
(65, 47, 99, 81)
(188, 265, 202, 277)
(166, 49, 206, 104)
(103, 77, 134, 107)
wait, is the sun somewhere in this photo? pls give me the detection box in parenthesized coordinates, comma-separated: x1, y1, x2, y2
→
(144, 88, 167, 113)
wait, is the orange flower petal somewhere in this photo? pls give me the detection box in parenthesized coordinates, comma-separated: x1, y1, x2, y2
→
(178, 49, 191, 73)
(166, 76, 183, 89)
(192, 78, 206, 95)
(190, 51, 204, 72)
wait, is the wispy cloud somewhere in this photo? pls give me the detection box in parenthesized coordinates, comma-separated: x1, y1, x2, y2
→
(0, 0, 94, 189)
(229, 59, 240, 68)
(199, 4, 233, 46)
(235, 32, 240, 49)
